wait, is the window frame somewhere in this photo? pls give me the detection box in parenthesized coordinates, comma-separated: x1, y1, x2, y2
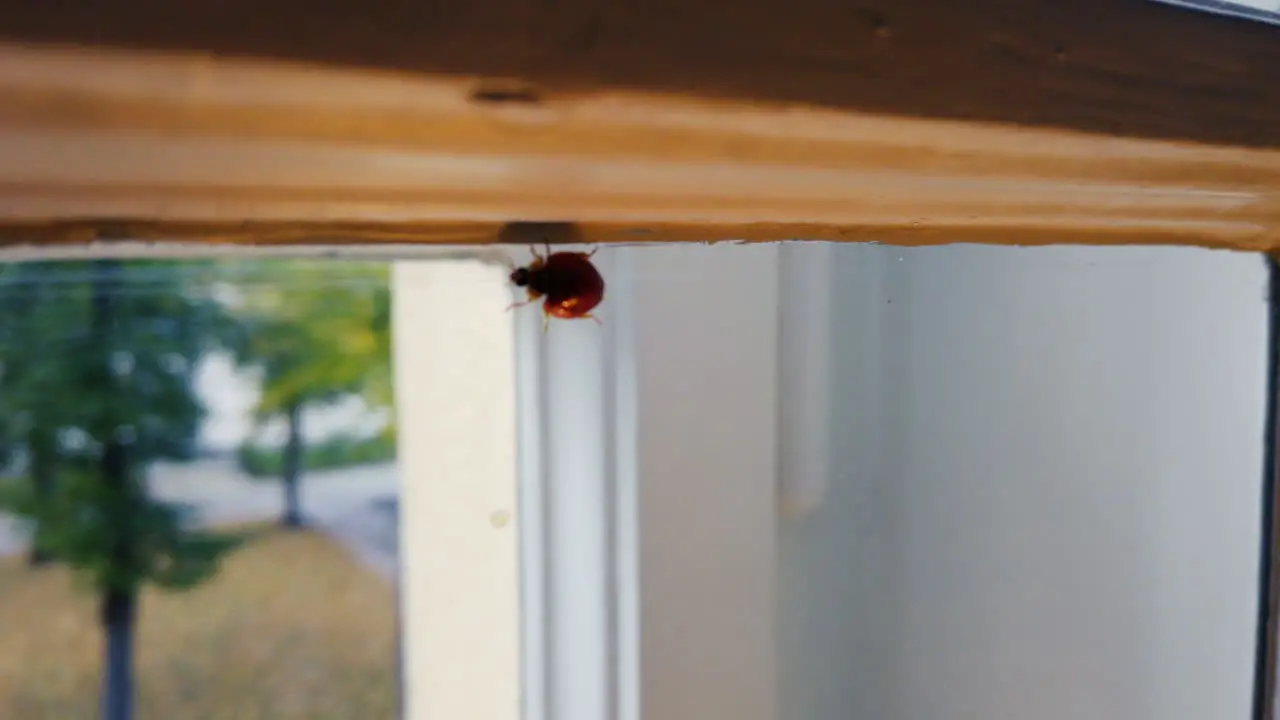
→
(3, 41, 1280, 254)
(2, 33, 1278, 719)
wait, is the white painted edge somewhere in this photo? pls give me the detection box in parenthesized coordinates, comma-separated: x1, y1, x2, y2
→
(511, 244, 637, 720)
(607, 251, 642, 720)
(391, 256, 522, 720)
(1148, 0, 1280, 27)
(511, 246, 550, 720)
(778, 242, 834, 518)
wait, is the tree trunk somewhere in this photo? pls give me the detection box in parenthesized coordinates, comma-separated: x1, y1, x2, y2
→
(99, 587, 136, 720)
(282, 401, 304, 528)
(92, 259, 137, 720)
(26, 437, 56, 567)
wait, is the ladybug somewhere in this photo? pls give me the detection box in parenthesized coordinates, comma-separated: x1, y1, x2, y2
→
(509, 245, 605, 329)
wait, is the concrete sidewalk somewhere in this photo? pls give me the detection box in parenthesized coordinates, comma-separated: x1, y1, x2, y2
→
(0, 459, 401, 578)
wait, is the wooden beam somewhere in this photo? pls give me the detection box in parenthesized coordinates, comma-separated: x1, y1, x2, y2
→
(1, 43, 1279, 251)
(1, 0, 1278, 148)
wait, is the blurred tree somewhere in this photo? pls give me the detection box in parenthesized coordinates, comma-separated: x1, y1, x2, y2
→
(223, 260, 391, 528)
(0, 259, 243, 720)
(0, 261, 82, 567)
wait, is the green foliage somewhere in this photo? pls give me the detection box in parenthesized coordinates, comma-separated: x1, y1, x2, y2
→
(222, 260, 391, 420)
(0, 261, 234, 462)
(1, 468, 245, 592)
(0, 257, 394, 589)
(222, 259, 393, 449)
(0, 260, 243, 592)
(236, 431, 398, 479)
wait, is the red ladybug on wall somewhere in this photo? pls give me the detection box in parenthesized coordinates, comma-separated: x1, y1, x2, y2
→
(509, 245, 605, 329)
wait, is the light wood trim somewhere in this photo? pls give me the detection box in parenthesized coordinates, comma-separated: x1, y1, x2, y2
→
(2, 43, 1280, 250)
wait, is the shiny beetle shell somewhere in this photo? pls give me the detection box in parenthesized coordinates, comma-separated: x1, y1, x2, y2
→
(509, 248, 605, 325)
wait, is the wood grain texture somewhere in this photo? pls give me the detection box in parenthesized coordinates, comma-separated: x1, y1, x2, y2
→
(1, 0, 1278, 147)
(1, 44, 1280, 251)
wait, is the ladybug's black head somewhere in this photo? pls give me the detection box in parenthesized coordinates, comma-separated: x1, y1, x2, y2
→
(510, 267, 531, 287)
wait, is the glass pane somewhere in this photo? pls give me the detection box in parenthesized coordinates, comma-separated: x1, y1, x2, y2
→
(0, 257, 521, 720)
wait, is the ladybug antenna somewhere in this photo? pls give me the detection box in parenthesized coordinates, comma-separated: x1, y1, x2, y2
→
(527, 240, 550, 262)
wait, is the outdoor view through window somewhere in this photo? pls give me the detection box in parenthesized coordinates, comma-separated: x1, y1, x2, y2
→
(0, 258, 404, 718)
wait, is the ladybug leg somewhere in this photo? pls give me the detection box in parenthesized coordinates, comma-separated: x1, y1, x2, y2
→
(585, 245, 599, 258)
(542, 313, 551, 334)
(583, 313, 604, 326)
(505, 298, 537, 312)
(527, 241, 546, 264)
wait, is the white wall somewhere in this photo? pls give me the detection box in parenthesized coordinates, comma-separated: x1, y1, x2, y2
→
(779, 243, 1270, 720)
(629, 245, 780, 720)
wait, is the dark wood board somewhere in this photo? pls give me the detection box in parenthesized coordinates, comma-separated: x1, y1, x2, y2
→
(1, 0, 1279, 147)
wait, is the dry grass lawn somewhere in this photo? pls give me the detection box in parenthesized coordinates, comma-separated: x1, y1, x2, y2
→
(0, 525, 398, 719)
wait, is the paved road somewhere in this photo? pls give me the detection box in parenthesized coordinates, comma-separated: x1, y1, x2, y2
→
(0, 459, 401, 578)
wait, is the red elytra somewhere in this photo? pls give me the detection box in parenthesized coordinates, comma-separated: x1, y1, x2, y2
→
(508, 246, 606, 330)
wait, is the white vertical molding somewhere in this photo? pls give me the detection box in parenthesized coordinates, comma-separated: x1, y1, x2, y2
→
(513, 253, 550, 720)
(608, 250, 642, 720)
(778, 241, 834, 518)
(514, 245, 630, 720)
(541, 254, 612, 720)
(393, 258, 521, 720)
